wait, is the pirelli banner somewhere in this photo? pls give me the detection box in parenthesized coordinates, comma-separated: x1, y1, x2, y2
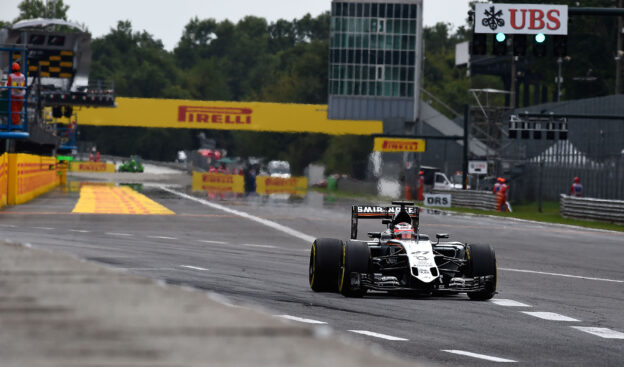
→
(7, 154, 60, 205)
(373, 137, 426, 153)
(192, 172, 245, 194)
(76, 97, 383, 135)
(69, 162, 116, 173)
(256, 176, 308, 196)
(0, 153, 7, 208)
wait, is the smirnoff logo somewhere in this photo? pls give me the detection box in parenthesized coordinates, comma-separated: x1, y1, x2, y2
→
(178, 106, 252, 124)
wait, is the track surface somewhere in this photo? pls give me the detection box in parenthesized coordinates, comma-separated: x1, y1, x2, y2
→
(1, 176, 623, 366)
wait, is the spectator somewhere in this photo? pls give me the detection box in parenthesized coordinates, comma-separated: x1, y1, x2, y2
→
(417, 170, 424, 201)
(8, 63, 25, 125)
(570, 177, 583, 197)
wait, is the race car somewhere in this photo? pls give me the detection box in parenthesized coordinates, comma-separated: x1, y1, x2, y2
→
(309, 201, 497, 300)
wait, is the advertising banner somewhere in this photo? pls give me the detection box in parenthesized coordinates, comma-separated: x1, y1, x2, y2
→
(8, 154, 60, 205)
(423, 193, 451, 208)
(373, 137, 426, 153)
(76, 97, 383, 135)
(256, 176, 308, 196)
(0, 153, 7, 207)
(192, 172, 245, 194)
(475, 3, 568, 35)
(69, 162, 116, 173)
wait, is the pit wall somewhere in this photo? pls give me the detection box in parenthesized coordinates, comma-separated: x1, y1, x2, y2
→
(69, 161, 116, 173)
(0, 153, 7, 208)
(7, 153, 60, 205)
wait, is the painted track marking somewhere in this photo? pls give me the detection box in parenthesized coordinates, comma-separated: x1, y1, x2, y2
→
(180, 265, 209, 271)
(159, 186, 315, 243)
(0, 224, 16, 227)
(33, 227, 54, 230)
(276, 315, 327, 324)
(500, 267, 624, 283)
(69, 229, 90, 233)
(148, 235, 178, 240)
(241, 243, 276, 249)
(571, 327, 624, 339)
(198, 240, 227, 245)
(442, 350, 516, 363)
(521, 312, 579, 322)
(490, 299, 532, 307)
(348, 330, 408, 341)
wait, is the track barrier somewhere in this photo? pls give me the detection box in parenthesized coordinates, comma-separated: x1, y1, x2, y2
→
(560, 194, 624, 225)
(69, 161, 116, 173)
(7, 153, 60, 205)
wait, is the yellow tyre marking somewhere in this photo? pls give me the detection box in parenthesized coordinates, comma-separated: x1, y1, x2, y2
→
(72, 185, 175, 215)
(338, 244, 346, 292)
(309, 243, 316, 287)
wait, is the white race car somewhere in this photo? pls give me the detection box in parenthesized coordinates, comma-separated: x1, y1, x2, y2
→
(309, 201, 497, 300)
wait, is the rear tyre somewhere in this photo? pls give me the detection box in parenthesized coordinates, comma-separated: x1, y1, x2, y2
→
(339, 241, 370, 297)
(309, 238, 343, 292)
(466, 244, 497, 300)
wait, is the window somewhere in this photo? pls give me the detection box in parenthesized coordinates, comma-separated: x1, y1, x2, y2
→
(378, 19, 386, 33)
(376, 65, 384, 81)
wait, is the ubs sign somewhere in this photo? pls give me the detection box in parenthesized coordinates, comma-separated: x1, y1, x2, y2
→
(475, 3, 568, 35)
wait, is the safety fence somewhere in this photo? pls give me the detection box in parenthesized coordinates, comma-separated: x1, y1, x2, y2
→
(560, 194, 624, 225)
(433, 189, 498, 211)
(7, 153, 60, 205)
(69, 161, 116, 173)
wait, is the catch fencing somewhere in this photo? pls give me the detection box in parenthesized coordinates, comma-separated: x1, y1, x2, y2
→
(560, 194, 624, 225)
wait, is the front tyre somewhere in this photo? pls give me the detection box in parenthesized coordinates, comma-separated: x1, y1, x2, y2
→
(466, 243, 497, 301)
(309, 238, 343, 292)
(339, 241, 370, 297)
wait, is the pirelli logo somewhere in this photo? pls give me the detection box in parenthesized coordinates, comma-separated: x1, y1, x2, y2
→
(373, 137, 426, 153)
(178, 106, 252, 124)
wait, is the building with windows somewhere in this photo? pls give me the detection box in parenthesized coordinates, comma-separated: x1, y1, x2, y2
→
(328, 0, 423, 121)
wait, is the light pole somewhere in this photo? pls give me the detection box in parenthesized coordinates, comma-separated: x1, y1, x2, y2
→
(556, 57, 563, 102)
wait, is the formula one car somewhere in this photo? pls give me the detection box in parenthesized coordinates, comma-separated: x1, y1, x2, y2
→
(309, 201, 497, 300)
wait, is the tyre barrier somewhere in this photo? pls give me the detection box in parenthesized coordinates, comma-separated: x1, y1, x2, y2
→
(433, 189, 498, 211)
(560, 194, 624, 225)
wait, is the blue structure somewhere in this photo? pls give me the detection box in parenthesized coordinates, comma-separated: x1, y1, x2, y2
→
(0, 46, 29, 139)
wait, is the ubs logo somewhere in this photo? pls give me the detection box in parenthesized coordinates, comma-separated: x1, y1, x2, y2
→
(178, 106, 252, 124)
(482, 6, 505, 30)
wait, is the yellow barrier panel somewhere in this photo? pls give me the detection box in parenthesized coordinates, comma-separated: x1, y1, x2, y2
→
(0, 153, 7, 208)
(256, 176, 308, 196)
(69, 161, 116, 173)
(192, 172, 245, 193)
(373, 137, 426, 152)
(7, 154, 60, 205)
(72, 185, 175, 215)
(76, 97, 383, 135)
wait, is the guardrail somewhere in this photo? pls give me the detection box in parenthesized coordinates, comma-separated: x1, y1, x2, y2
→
(560, 194, 624, 225)
(433, 189, 498, 211)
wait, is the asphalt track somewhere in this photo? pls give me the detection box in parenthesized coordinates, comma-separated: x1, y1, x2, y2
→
(1, 171, 622, 366)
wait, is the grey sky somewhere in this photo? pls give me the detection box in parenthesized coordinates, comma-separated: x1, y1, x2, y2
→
(1, 0, 472, 50)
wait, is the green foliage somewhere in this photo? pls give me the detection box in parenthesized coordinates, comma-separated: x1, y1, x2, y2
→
(14, 0, 69, 22)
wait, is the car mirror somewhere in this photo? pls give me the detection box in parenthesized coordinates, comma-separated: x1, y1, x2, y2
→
(367, 232, 381, 239)
(382, 219, 391, 225)
(436, 233, 450, 239)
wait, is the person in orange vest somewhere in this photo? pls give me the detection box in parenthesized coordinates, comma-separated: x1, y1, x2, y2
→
(95, 151, 101, 162)
(208, 165, 217, 173)
(7, 63, 26, 125)
(492, 177, 502, 194)
(494, 177, 505, 211)
(499, 178, 509, 212)
(417, 170, 424, 201)
(570, 177, 583, 197)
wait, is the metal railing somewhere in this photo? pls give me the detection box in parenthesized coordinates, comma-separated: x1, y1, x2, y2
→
(433, 189, 498, 211)
(0, 46, 29, 139)
(560, 194, 624, 225)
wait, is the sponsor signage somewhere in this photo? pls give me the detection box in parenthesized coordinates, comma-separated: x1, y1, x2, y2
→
(468, 160, 488, 175)
(373, 137, 426, 153)
(69, 162, 116, 173)
(423, 193, 451, 208)
(256, 176, 308, 196)
(76, 97, 382, 135)
(475, 3, 568, 35)
(191, 172, 245, 194)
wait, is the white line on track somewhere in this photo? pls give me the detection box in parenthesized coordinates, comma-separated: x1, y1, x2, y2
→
(490, 299, 532, 307)
(105, 232, 133, 237)
(0, 224, 16, 227)
(159, 186, 315, 243)
(198, 240, 228, 245)
(442, 350, 517, 363)
(276, 315, 327, 324)
(500, 267, 624, 283)
(521, 311, 580, 322)
(348, 330, 408, 341)
(147, 235, 178, 240)
(33, 227, 54, 230)
(241, 243, 276, 249)
(180, 265, 209, 271)
(571, 327, 624, 339)
(69, 229, 90, 233)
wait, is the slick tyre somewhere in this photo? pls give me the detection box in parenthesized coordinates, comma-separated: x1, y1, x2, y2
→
(339, 241, 370, 297)
(309, 238, 343, 292)
(466, 243, 497, 301)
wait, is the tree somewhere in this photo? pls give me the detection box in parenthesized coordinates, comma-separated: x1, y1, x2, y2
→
(14, 0, 69, 22)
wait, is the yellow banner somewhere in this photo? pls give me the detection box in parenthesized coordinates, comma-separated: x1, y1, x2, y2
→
(0, 153, 7, 208)
(76, 97, 382, 135)
(373, 137, 426, 152)
(69, 162, 116, 173)
(192, 172, 245, 193)
(256, 176, 308, 195)
(8, 154, 60, 205)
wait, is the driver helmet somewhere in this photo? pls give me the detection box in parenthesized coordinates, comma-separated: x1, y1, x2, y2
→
(393, 222, 415, 240)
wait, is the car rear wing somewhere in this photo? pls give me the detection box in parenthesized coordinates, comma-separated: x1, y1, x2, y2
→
(351, 203, 419, 239)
